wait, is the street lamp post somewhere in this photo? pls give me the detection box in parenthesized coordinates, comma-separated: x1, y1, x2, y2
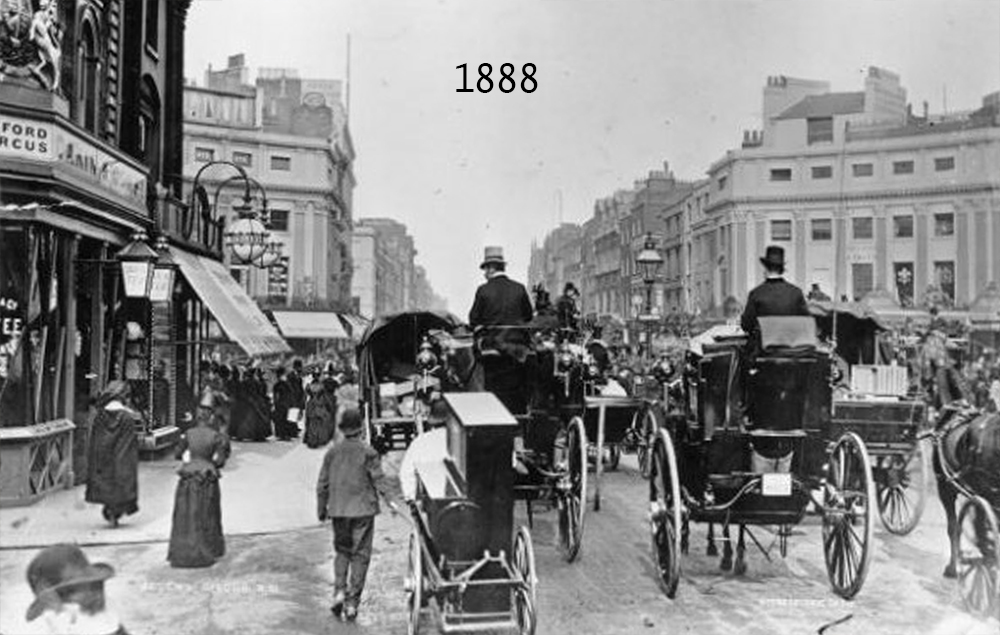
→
(635, 232, 664, 363)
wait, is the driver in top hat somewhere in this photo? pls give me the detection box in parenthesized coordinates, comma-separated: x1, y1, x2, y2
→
(469, 246, 534, 340)
(740, 245, 810, 350)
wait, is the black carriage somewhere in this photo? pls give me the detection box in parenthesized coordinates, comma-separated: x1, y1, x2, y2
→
(922, 404, 1000, 620)
(406, 392, 537, 635)
(812, 301, 931, 535)
(357, 311, 463, 451)
(649, 316, 877, 599)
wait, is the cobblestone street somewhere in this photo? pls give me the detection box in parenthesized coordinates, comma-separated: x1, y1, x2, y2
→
(2, 446, 997, 634)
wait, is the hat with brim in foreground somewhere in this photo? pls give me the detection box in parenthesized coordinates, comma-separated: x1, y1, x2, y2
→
(759, 245, 786, 269)
(26, 544, 115, 621)
(338, 407, 364, 435)
(480, 246, 506, 270)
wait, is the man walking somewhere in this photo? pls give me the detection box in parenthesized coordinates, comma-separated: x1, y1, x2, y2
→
(316, 408, 395, 621)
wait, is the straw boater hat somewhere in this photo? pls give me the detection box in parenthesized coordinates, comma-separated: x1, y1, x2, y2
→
(480, 246, 506, 270)
(25, 544, 115, 620)
(759, 245, 786, 270)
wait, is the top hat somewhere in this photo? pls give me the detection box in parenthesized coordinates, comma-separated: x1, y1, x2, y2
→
(25, 544, 115, 621)
(759, 245, 786, 269)
(338, 407, 364, 435)
(480, 246, 507, 270)
(563, 282, 579, 295)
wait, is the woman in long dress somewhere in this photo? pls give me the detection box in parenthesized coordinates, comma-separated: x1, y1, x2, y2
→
(271, 366, 295, 440)
(85, 381, 140, 527)
(167, 414, 230, 568)
(303, 379, 335, 448)
(246, 368, 272, 441)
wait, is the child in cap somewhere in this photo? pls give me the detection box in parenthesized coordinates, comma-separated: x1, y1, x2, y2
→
(316, 407, 396, 621)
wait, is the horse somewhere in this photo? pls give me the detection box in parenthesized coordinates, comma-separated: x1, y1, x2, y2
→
(932, 403, 1000, 578)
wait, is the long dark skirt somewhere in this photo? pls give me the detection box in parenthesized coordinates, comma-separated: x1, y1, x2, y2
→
(167, 469, 225, 568)
(303, 414, 335, 448)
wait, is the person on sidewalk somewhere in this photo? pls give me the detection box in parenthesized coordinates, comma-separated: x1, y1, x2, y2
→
(271, 366, 296, 441)
(85, 381, 140, 528)
(303, 375, 336, 448)
(316, 408, 397, 622)
(16, 544, 129, 635)
(166, 410, 229, 568)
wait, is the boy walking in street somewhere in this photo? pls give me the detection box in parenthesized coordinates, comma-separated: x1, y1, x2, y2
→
(316, 407, 396, 621)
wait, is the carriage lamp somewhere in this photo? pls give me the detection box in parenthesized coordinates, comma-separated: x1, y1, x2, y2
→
(116, 231, 159, 298)
(416, 338, 438, 372)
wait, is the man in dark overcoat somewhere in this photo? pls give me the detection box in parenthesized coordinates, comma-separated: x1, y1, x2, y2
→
(740, 245, 810, 348)
(468, 246, 534, 413)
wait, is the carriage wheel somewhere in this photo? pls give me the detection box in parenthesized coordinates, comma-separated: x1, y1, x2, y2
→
(956, 495, 1000, 619)
(405, 529, 422, 635)
(822, 432, 875, 600)
(637, 405, 659, 479)
(649, 428, 681, 598)
(876, 439, 930, 536)
(557, 416, 587, 562)
(513, 525, 538, 635)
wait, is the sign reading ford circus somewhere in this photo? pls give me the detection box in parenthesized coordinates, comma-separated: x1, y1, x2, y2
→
(0, 114, 147, 209)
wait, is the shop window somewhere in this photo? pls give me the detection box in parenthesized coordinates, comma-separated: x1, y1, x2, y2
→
(811, 165, 833, 179)
(852, 217, 873, 240)
(271, 156, 291, 171)
(771, 219, 792, 242)
(770, 168, 792, 182)
(811, 219, 832, 241)
(852, 263, 874, 301)
(852, 163, 874, 177)
(934, 156, 955, 172)
(934, 213, 954, 237)
(893, 160, 914, 175)
(893, 215, 913, 238)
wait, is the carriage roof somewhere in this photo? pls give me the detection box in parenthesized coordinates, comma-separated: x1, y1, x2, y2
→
(357, 310, 464, 392)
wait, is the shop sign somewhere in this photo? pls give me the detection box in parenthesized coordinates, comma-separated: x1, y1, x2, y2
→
(0, 114, 147, 208)
(0, 296, 24, 380)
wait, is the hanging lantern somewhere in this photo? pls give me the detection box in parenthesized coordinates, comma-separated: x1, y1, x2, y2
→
(256, 241, 283, 268)
(116, 231, 158, 298)
(225, 216, 269, 265)
(149, 235, 178, 303)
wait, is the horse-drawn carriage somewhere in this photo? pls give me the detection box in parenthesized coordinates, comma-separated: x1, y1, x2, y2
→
(357, 311, 464, 451)
(811, 301, 931, 535)
(405, 391, 538, 635)
(649, 315, 877, 599)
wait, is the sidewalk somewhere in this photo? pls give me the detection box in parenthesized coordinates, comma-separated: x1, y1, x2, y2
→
(0, 438, 400, 549)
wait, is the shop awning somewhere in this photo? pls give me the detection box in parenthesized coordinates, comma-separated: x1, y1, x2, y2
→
(272, 311, 349, 339)
(171, 249, 291, 357)
(337, 313, 371, 341)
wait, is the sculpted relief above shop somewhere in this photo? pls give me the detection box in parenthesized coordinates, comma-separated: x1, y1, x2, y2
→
(0, 0, 65, 93)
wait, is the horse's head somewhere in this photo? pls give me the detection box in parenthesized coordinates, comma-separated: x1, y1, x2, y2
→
(432, 330, 478, 389)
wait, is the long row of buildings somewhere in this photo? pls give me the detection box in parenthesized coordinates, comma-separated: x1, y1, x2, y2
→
(530, 67, 1000, 338)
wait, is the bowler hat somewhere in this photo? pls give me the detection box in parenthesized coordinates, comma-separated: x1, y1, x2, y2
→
(480, 246, 506, 270)
(338, 407, 364, 435)
(759, 245, 786, 269)
(25, 544, 114, 621)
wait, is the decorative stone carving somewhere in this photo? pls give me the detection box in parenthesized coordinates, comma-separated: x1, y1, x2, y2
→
(1, 0, 65, 92)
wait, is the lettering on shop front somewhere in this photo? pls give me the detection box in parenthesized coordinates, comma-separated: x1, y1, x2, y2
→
(0, 296, 24, 381)
(0, 120, 49, 154)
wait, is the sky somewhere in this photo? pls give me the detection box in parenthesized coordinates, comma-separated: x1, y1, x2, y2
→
(184, 0, 1000, 316)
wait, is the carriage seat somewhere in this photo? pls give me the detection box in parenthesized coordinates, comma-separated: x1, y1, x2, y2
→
(757, 316, 818, 357)
(414, 459, 488, 563)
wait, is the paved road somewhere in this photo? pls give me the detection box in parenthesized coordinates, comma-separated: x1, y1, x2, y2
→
(2, 446, 997, 634)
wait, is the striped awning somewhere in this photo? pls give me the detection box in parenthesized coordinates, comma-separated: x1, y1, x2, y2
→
(172, 249, 291, 357)
(272, 311, 349, 339)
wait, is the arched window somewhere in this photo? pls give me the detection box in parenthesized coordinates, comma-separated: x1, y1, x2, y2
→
(78, 20, 100, 133)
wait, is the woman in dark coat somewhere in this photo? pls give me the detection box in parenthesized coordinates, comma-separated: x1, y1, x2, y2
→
(245, 368, 272, 441)
(303, 379, 336, 448)
(85, 381, 140, 527)
(271, 367, 295, 440)
(167, 412, 230, 568)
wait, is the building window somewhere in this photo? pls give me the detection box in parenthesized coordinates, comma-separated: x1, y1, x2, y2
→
(269, 210, 289, 232)
(811, 218, 832, 241)
(893, 215, 914, 238)
(271, 156, 291, 171)
(811, 165, 833, 179)
(894, 262, 914, 307)
(934, 156, 955, 172)
(852, 163, 874, 177)
(771, 219, 792, 242)
(935, 261, 955, 303)
(195, 147, 214, 162)
(893, 160, 915, 175)
(934, 213, 955, 237)
(144, 0, 158, 52)
(770, 168, 792, 182)
(78, 21, 99, 133)
(806, 117, 833, 144)
(852, 217, 873, 240)
(233, 151, 252, 167)
(268, 257, 289, 300)
(852, 263, 874, 301)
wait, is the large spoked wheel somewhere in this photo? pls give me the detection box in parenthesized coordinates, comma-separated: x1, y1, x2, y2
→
(822, 431, 876, 600)
(649, 428, 681, 598)
(956, 495, 999, 619)
(405, 529, 422, 635)
(513, 525, 538, 635)
(876, 439, 930, 536)
(637, 405, 659, 479)
(557, 416, 587, 562)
